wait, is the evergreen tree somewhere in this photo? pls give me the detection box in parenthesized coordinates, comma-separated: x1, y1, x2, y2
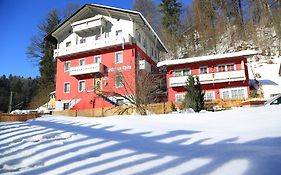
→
(159, 0, 182, 35)
(183, 75, 205, 112)
(26, 10, 60, 107)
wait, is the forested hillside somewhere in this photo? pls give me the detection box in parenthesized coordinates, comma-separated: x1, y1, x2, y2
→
(134, 0, 281, 59)
(0, 75, 38, 112)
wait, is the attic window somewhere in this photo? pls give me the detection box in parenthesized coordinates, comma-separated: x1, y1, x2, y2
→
(66, 41, 71, 47)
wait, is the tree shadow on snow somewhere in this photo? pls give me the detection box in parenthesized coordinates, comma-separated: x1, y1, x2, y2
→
(0, 119, 281, 175)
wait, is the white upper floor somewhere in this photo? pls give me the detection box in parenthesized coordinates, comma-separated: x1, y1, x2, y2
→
(48, 4, 167, 63)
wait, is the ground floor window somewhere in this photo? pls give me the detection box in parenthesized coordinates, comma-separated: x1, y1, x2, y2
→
(175, 93, 185, 102)
(220, 87, 247, 99)
(204, 91, 215, 101)
(63, 103, 70, 110)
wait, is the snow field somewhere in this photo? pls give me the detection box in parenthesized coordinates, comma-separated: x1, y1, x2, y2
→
(0, 105, 281, 175)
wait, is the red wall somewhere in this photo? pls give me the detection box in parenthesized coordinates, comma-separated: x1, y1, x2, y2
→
(167, 57, 250, 102)
(56, 44, 156, 109)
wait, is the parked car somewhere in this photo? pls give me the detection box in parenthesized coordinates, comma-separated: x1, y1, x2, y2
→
(264, 94, 281, 105)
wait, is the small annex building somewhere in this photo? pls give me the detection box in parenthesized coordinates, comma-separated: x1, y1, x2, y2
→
(157, 50, 258, 103)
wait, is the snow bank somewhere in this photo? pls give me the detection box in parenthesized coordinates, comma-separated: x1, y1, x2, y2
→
(0, 105, 281, 175)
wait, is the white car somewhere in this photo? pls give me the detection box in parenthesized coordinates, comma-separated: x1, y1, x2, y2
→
(264, 94, 281, 106)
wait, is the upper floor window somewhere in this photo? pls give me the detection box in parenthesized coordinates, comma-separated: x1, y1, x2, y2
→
(79, 58, 85, 66)
(78, 80, 86, 92)
(64, 82, 70, 93)
(115, 75, 124, 88)
(199, 66, 208, 74)
(95, 33, 101, 40)
(137, 32, 141, 43)
(174, 69, 191, 77)
(217, 63, 235, 72)
(115, 52, 123, 64)
(94, 55, 102, 64)
(80, 38, 86, 44)
(66, 41, 71, 47)
(143, 37, 147, 48)
(116, 30, 122, 37)
(105, 32, 109, 38)
(64, 61, 71, 72)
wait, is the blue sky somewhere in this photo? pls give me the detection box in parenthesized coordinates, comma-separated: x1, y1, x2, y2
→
(0, 0, 190, 78)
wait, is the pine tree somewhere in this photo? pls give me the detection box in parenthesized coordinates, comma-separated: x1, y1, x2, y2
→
(183, 75, 205, 112)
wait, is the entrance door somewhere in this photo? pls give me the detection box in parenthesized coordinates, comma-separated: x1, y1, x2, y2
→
(94, 77, 102, 94)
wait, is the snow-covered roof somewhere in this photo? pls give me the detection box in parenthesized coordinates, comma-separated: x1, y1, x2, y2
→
(157, 50, 258, 67)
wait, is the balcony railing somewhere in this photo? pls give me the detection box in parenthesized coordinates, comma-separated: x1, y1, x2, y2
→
(71, 17, 106, 34)
(169, 69, 246, 87)
(54, 35, 132, 58)
(69, 63, 105, 76)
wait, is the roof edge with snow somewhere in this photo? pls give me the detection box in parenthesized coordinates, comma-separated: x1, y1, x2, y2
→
(157, 50, 259, 67)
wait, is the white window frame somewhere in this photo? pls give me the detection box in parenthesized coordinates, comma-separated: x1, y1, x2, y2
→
(64, 82, 70, 93)
(220, 87, 247, 99)
(136, 31, 141, 43)
(204, 91, 215, 101)
(64, 61, 71, 72)
(94, 55, 102, 64)
(175, 93, 185, 102)
(174, 68, 191, 77)
(115, 75, 124, 88)
(79, 58, 86, 66)
(115, 52, 123, 64)
(199, 66, 208, 74)
(78, 80, 86, 92)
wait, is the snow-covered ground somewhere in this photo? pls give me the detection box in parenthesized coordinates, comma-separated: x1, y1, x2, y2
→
(1, 106, 281, 175)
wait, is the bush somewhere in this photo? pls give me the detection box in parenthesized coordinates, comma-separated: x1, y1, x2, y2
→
(170, 102, 177, 112)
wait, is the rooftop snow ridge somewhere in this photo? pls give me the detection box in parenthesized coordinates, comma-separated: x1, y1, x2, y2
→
(157, 50, 258, 67)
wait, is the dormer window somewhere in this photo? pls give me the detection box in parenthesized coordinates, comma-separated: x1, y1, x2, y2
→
(66, 41, 71, 47)
(95, 34, 101, 40)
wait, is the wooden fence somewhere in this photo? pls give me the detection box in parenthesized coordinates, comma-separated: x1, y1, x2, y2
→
(53, 98, 248, 117)
(0, 113, 43, 122)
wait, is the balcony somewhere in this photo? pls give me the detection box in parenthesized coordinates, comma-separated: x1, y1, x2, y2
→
(69, 63, 105, 76)
(169, 70, 246, 87)
(71, 16, 107, 35)
(54, 35, 131, 58)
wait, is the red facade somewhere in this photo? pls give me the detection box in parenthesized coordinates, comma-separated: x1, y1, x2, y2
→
(165, 56, 250, 102)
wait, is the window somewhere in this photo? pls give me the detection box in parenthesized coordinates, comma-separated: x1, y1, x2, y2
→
(64, 61, 71, 72)
(94, 55, 102, 64)
(80, 38, 86, 44)
(115, 75, 124, 88)
(217, 64, 235, 72)
(95, 33, 101, 40)
(174, 69, 191, 77)
(227, 64, 235, 71)
(199, 66, 208, 74)
(116, 30, 122, 37)
(175, 94, 185, 102)
(79, 59, 85, 66)
(143, 37, 147, 48)
(218, 65, 226, 72)
(64, 83, 70, 93)
(105, 32, 109, 38)
(137, 32, 141, 42)
(66, 41, 71, 47)
(204, 91, 215, 101)
(115, 52, 123, 64)
(220, 87, 246, 99)
(63, 103, 70, 110)
(78, 81, 85, 92)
